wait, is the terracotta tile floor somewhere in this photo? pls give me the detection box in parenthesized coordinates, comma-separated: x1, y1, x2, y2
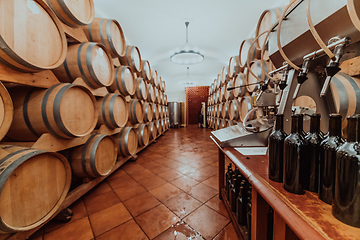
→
(31, 125, 239, 240)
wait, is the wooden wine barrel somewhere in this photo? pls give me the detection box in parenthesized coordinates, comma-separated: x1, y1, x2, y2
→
(161, 119, 166, 132)
(46, 0, 94, 28)
(109, 66, 135, 96)
(83, 18, 125, 58)
(162, 81, 166, 93)
(234, 72, 247, 98)
(0, 0, 67, 72)
(166, 107, 169, 117)
(164, 95, 168, 105)
(0, 145, 71, 233)
(96, 93, 127, 128)
(228, 56, 242, 78)
(156, 120, 162, 135)
(129, 99, 144, 125)
(239, 38, 260, 69)
(143, 102, 153, 123)
(214, 118, 220, 130)
(228, 99, 241, 121)
(146, 84, 156, 103)
(255, 7, 285, 50)
(219, 119, 227, 129)
(116, 127, 137, 157)
(155, 89, 161, 104)
(147, 122, 157, 140)
(120, 46, 142, 73)
(247, 60, 274, 92)
(330, 73, 360, 129)
(0, 82, 13, 141)
(227, 120, 237, 127)
(7, 84, 97, 141)
(218, 88, 224, 103)
(134, 78, 148, 101)
(220, 67, 227, 87)
(153, 103, 160, 120)
(216, 74, 221, 90)
(158, 104, 164, 119)
(52, 42, 114, 88)
(240, 96, 256, 122)
(70, 134, 116, 178)
(221, 101, 229, 119)
(217, 104, 222, 118)
(223, 82, 233, 101)
(152, 70, 159, 87)
(140, 60, 152, 81)
(135, 124, 149, 147)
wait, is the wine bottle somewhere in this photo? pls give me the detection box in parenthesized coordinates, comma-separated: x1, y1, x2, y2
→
(332, 115, 360, 227)
(226, 163, 232, 201)
(230, 173, 241, 212)
(319, 114, 343, 204)
(236, 180, 248, 225)
(283, 114, 308, 194)
(305, 113, 322, 192)
(268, 114, 287, 182)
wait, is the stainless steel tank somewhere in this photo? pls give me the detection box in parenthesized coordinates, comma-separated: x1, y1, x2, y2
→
(168, 102, 181, 128)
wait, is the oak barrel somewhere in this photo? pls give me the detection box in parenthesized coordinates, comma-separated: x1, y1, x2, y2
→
(159, 77, 163, 91)
(0, 0, 67, 72)
(135, 124, 149, 147)
(239, 38, 260, 68)
(147, 122, 157, 140)
(120, 46, 142, 73)
(153, 103, 160, 120)
(228, 99, 241, 121)
(330, 72, 360, 129)
(116, 127, 137, 157)
(152, 70, 159, 87)
(109, 66, 135, 96)
(140, 60, 152, 81)
(0, 145, 71, 233)
(240, 96, 256, 122)
(162, 81, 166, 93)
(96, 93, 127, 129)
(228, 56, 242, 78)
(234, 72, 247, 98)
(134, 78, 148, 101)
(155, 120, 162, 135)
(70, 134, 116, 178)
(221, 101, 229, 119)
(0, 82, 13, 141)
(161, 119, 166, 132)
(83, 18, 125, 58)
(217, 104, 222, 118)
(52, 42, 115, 89)
(143, 102, 153, 123)
(7, 83, 97, 141)
(159, 104, 164, 119)
(246, 60, 273, 92)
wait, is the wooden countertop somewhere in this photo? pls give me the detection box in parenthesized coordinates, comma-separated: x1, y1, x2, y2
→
(217, 143, 360, 240)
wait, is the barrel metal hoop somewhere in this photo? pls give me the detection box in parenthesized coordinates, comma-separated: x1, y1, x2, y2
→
(87, 22, 94, 42)
(106, 19, 117, 56)
(102, 94, 111, 128)
(53, 84, 75, 138)
(123, 128, 130, 155)
(108, 94, 119, 127)
(55, 0, 86, 26)
(77, 43, 96, 88)
(89, 135, 107, 176)
(82, 134, 97, 177)
(42, 83, 65, 139)
(46, 0, 73, 27)
(86, 43, 104, 87)
(120, 67, 129, 95)
(23, 88, 41, 138)
(63, 58, 74, 81)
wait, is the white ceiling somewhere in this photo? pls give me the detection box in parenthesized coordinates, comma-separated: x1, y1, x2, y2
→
(94, 0, 290, 94)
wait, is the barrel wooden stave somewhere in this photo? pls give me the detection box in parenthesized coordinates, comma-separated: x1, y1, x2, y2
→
(240, 96, 255, 122)
(143, 102, 153, 123)
(247, 60, 274, 93)
(239, 38, 260, 68)
(120, 45, 142, 73)
(115, 127, 137, 157)
(129, 99, 144, 125)
(109, 66, 135, 96)
(147, 122, 157, 140)
(135, 124, 149, 147)
(140, 60, 152, 81)
(7, 84, 97, 141)
(134, 78, 148, 101)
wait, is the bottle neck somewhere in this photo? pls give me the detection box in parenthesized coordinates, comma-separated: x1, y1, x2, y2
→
(275, 114, 284, 131)
(328, 114, 342, 137)
(347, 116, 357, 142)
(291, 114, 303, 134)
(310, 114, 320, 133)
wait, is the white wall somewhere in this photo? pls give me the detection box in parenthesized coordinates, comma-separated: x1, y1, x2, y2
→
(166, 90, 186, 103)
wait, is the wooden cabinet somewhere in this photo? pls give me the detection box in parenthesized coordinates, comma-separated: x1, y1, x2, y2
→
(213, 138, 360, 240)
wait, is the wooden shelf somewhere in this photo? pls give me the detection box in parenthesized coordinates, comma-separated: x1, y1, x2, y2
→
(212, 136, 360, 240)
(3, 130, 167, 240)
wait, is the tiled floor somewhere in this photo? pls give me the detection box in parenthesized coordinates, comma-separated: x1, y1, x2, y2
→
(31, 125, 239, 240)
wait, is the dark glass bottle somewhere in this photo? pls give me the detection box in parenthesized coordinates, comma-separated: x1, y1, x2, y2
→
(332, 115, 360, 227)
(226, 163, 232, 201)
(319, 114, 343, 204)
(283, 114, 308, 194)
(230, 174, 241, 212)
(236, 180, 248, 225)
(268, 114, 287, 182)
(267, 207, 274, 240)
(304, 113, 323, 192)
(246, 189, 252, 239)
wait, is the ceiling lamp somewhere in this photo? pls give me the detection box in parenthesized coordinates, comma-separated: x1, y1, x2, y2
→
(170, 22, 204, 65)
(179, 67, 197, 87)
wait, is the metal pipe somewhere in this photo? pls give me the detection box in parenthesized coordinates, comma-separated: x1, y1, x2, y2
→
(303, 37, 347, 60)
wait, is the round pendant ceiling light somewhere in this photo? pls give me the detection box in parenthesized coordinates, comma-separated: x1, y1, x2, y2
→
(170, 22, 204, 65)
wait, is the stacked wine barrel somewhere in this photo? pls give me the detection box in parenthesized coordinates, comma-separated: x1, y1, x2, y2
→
(0, 0, 169, 235)
(207, 6, 284, 130)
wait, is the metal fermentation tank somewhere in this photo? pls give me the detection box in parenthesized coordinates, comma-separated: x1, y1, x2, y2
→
(168, 102, 181, 127)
